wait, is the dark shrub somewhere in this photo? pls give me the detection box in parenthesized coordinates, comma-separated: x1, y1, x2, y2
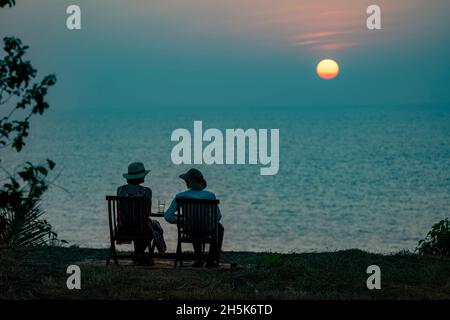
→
(416, 218, 450, 257)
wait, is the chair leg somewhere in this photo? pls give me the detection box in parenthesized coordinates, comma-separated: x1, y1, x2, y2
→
(174, 241, 178, 268)
(106, 247, 112, 265)
(174, 240, 182, 268)
(180, 247, 183, 267)
(107, 237, 117, 265)
(111, 241, 118, 265)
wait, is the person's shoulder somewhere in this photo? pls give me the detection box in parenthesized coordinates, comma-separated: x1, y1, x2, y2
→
(175, 190, 191, 198)
(202, 189, 217, 199)
(174, 189, 217, 200)
(117, 185, 127, 194)
(141, 185, 152, 196)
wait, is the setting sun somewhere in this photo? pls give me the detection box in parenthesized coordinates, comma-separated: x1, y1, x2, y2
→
(316, 59, 339, 80)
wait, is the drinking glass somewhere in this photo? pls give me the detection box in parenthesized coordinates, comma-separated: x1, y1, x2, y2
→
(157, 200, 165, 213)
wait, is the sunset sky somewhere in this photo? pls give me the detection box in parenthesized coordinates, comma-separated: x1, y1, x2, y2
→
(1, 0, 450, 108)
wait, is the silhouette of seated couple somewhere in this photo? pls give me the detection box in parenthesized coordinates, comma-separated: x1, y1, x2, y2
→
(117, 162, 224, 268)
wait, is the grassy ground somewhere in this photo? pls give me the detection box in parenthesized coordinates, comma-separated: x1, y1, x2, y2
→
(1, 247, 449, 299)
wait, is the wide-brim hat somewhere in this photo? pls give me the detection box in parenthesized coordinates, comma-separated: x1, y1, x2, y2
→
(123, 162, 150, 179)
(179, 168, 207, 189)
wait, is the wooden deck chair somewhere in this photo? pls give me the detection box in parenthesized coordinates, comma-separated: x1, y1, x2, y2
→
(106, 196, 155, 265)
(174, 198, 219, 267)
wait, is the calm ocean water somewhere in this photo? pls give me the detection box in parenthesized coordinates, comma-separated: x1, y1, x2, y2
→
(4, 105, 450, 253)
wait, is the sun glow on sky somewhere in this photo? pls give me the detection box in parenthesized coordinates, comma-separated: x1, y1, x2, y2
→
(316, 59, 339, 80)
(1, 0, 449, 106)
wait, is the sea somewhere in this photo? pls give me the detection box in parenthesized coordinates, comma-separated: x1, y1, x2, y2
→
(3, 105, 450, 253)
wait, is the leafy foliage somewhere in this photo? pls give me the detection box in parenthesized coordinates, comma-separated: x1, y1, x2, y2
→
(0, 196, 65, 246)
(0, 0, 15, 8)
(0, 5, 61, 247)
(1, 37, 56, 152)
(416, 218, 450, 257)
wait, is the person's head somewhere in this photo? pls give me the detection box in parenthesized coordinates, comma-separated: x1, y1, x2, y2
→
(122, 162, 150, 184)
(126, 177, 145, 185)
(179, 168, 207, 190)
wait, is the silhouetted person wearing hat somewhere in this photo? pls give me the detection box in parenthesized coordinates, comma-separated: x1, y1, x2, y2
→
(118, 162, 167, 263)
(165, 168, 224, 268)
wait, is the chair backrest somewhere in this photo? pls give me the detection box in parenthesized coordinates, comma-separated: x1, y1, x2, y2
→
(106, 196, 151, 239)
(175, 198, 220, 240)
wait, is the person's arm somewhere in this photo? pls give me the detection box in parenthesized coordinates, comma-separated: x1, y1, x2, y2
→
(164, 198, 178, 224)
(212, 193, 222, 222)
(144, 187, 152, 211)
(217, 206, 222, 222)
